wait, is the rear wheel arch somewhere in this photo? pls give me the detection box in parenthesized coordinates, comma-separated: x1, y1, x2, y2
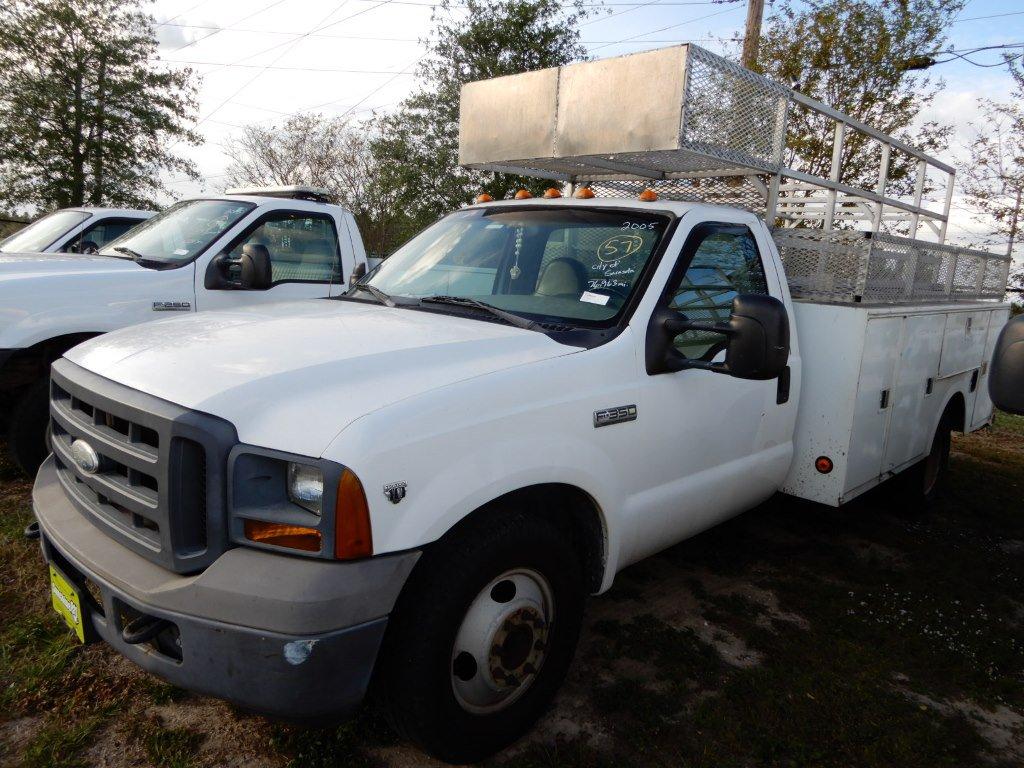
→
(939, 390, 967, 434)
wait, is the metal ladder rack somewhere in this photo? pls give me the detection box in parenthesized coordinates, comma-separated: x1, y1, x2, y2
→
(458, 43, 1011, 305)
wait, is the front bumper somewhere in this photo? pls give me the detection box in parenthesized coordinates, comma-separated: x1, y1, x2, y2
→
(33, 456, 420, 719)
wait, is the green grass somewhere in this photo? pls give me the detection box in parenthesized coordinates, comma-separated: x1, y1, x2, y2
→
(142, 725, 205, 768)
(20, 711, 110, 768)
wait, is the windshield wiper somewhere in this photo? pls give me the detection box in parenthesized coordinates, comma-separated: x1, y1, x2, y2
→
(112, 246, 145, 260)
(421, 295, 543, 332)
(351, 283, 397, 308)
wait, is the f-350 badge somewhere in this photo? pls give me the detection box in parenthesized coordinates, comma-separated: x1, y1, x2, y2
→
(383, 482, 408, 504)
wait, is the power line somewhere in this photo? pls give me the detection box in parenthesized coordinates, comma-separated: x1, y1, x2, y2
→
(589, 4, 743, 52)
(169, 60, 419, 73)
(193, 0, 364, 128)
(164, 0, 291, 54)
(953, 10, 1024, 23)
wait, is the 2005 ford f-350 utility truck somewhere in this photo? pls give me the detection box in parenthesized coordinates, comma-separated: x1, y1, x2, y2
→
(32, 45, 1014, 763)
(2, 186, 368, 475)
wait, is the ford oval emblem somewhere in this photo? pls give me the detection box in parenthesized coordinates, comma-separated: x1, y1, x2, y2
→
(70, 439, 101, 475)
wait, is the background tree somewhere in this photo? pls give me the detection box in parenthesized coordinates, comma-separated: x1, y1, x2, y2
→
(0, 0, 200, 213)
(223, 113, 400, 255)
(960, 63, 1024, 295)
(368, 0, 591, 253)
(756, 0, 961, 198)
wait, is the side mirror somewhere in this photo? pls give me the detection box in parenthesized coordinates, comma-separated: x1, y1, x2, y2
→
(646, 293, 790, 380)
(204, 244, 273, 290)
(990, 314, 1024, 415)
(238, 244, 272, 290)
(349, 261, 367, 288)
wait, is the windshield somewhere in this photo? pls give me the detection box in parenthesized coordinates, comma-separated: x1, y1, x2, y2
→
(364, 207, 671, 326)
(0, 210, 90, 253)
(99, 199, 255, 265)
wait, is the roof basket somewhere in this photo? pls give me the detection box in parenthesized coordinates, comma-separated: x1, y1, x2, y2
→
(459, 44, 959, 244)
(224, 185, 335, 204)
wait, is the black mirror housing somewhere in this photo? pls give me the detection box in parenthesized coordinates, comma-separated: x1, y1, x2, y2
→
(204, 245, 273, 291)
(646, 293, 790, 380)
(725, 294, 791, 380)
(349, 261, 367, 287)
(990, 314, 1024, 415)
(239, 244, 272, 290)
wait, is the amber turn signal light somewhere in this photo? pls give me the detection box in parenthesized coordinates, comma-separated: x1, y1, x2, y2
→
(244, 520, 322, 552)
(638, 188, 659, 202)
(474, 192, 493, 204)
(574, 186, 595, 199)
(514, 189, 533, 199)
(542, 187, 563, 199)
(815, 456, 834, 474)
(335, 469, 373, 560)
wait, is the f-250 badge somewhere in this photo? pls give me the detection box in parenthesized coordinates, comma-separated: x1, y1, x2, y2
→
(383, 482, 408, 504)
(152, 300, 192, 312)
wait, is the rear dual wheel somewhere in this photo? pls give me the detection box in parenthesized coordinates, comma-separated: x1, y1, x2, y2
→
(376, 510, 585, 764)
(895, 412, 953, 510)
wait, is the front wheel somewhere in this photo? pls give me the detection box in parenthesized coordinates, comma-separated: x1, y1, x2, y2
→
(7, 378, 51, 477)
(375, 510, 586, 763)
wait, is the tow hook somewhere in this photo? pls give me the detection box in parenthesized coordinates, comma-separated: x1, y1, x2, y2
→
(121, 615, 173, 645)
(23, 521, 40, 540)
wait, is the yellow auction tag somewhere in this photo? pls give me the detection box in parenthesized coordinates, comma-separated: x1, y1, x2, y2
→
(49, 565, 85, 643)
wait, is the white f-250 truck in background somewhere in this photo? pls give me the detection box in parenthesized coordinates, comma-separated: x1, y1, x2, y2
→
(32, 46, 1015, 763)
(0, 207, 154, 255)
(2, 186, 368, 475)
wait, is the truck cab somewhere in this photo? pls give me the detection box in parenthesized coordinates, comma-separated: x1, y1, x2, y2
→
(1, 186, 368, 474)
(0, 207, 154, 255)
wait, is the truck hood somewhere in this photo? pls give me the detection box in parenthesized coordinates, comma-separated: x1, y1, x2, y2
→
(67, 300, 578, 456)
(0, 251, 140, 278)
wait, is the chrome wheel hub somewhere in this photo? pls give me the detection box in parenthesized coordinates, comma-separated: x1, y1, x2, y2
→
(450, 569, 553, 714)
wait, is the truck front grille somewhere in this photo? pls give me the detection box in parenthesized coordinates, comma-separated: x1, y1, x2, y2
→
(49, 359, 236, 574)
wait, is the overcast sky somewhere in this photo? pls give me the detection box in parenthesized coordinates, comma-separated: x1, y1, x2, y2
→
(148, 0, 1024, 248)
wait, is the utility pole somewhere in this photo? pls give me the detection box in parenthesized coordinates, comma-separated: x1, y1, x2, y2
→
(741, 0, 766, 69)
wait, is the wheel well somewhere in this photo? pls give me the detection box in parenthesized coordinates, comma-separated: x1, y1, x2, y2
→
(0, 333, 100, 395)
(942, 391, 967, 433)
(445, 484, 607, 593)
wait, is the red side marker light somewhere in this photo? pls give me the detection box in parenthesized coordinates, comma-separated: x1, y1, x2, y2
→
(815, 456, 834, 474)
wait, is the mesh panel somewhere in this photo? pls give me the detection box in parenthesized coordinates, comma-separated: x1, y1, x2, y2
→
(587, 177, 769, 214)
(680, 45, 788, 172)
(773, 228, 1011, 305)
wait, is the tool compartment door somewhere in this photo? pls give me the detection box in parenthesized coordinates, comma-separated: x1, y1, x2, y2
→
(846, 316, 902, 493)
(939, 310, 991, 378)
(882, 313, 945, 472)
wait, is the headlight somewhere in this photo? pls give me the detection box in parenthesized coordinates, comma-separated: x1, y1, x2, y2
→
(287, 462, 324, 514)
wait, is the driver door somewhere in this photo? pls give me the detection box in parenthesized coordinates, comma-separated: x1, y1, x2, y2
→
(196, 210, 344, 311)
(625, 221, 796, 563)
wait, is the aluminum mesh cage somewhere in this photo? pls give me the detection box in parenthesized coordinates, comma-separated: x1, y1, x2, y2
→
(679, 45, 788, 174)
(773, 229, 1011, 305)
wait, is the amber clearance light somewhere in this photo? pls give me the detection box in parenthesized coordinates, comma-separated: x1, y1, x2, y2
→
(335, 469, 373, 560)
(244, 520, 322, 552)
(514, 189, 533, 199)
(542, 187, 563, 199)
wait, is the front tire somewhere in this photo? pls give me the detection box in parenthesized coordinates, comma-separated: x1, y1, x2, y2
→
(7, 378, 51, 477)
(375, 509, 586, 763)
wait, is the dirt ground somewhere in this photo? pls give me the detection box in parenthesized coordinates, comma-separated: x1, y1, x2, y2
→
(2, 414, 1024, 767)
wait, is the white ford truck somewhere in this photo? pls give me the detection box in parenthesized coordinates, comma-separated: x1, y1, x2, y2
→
(0, 207, 154, 256)
(2, 186, 368, 474)
(32, 46, 1014, 763)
